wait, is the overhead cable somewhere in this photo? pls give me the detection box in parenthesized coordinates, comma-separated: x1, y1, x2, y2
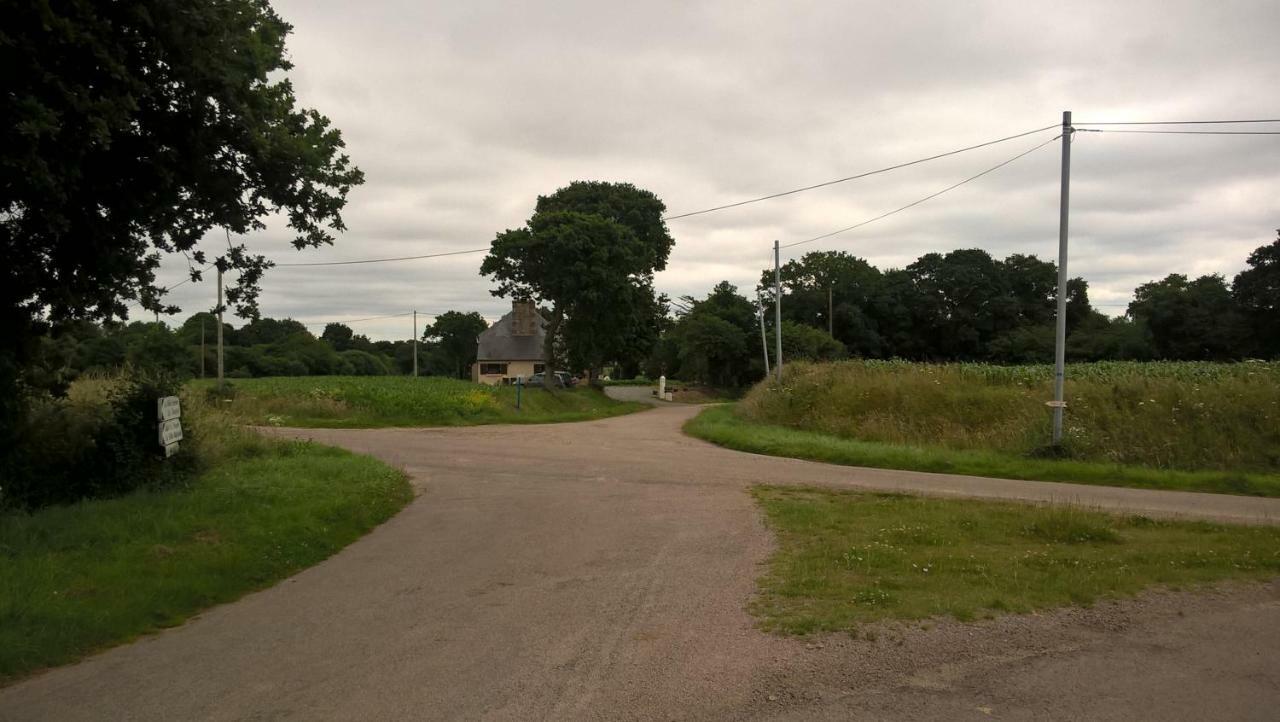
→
(662, 123, 1061, 221)
(275, 247, 489, 267)
(1072, 118, 1280, 126)
(301, 312, 415, 327)
(1077, 129, 1280, 136)
(781, 134, 1062, 250)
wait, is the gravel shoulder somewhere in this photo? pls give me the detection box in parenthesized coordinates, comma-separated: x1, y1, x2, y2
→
(2, 405, 1277, 720)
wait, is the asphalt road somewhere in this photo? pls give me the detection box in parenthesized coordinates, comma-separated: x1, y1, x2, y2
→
(3, 405, 1278, 720)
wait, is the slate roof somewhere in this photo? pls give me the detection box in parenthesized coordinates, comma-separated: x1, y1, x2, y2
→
(476, 307, 547, 361)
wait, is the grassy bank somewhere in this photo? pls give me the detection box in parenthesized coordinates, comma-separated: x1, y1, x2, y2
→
(192, 375, 644, 428)
(0, 393, 412, 683)
(752, 486, 1280, 634)
(740, 360, 1280, 472)
(686, 406, 1280, 496)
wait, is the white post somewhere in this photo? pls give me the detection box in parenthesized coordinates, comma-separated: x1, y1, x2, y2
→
(1052, 110, 1073, 445)
(216, 264, 224, 384)
(658, 374, 666, 398)
(774, 240, 783, 384)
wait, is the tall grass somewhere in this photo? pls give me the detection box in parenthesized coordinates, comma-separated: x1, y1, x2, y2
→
(740, 361, 1280, 472)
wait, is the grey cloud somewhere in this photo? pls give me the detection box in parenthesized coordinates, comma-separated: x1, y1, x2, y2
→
(139, 0, 1280, 338)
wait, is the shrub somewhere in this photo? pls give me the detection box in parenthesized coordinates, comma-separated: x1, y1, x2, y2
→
(0, 371, 192, 510)
(339, 349, 390, 376)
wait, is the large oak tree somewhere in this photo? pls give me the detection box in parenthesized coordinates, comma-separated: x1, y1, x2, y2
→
(481, 182, 673, 383)
(1, 0, 363, 437)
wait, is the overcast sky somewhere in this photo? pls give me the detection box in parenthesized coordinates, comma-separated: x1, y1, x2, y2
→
(144, 0, 1280, 341)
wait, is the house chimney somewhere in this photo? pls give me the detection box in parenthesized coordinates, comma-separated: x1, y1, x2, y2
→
(512, 300, 537, 336)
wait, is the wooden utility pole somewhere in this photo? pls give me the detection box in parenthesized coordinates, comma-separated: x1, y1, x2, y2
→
(413, 310, 419, 377)
(828, 286, 833, 335)
(216, 264, 225, 384)
(200, 318, 206, 379)
(757, 291, 770, 377)
(774, 240, 783, 384)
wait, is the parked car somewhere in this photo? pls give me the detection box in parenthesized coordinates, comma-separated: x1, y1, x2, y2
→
(526, 372, 561, 388)
(526, 371, 578, 388)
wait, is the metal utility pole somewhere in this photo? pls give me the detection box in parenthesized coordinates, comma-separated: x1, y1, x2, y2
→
(757, 292, 771, 377)
(216, 263, 225, 384)
(412, 310, 419, 377)
(774, 240, 783, 384)
(1051, 110, 1073, 445)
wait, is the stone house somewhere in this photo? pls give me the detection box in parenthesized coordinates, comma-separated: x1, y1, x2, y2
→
(471, 300, 546, 385)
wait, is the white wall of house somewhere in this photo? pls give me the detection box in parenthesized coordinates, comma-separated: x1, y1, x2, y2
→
(472, 360, 545, 385)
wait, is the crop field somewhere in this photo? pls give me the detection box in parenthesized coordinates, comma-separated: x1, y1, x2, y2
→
(739, 360, 1280, 473)
(191, 375, 644, 428)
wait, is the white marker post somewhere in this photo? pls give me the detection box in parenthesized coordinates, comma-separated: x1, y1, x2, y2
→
(157, 396, 183, 458)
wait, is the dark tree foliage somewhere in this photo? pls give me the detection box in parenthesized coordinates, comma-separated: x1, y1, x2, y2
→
(237, 317, 309, 346)
(1128, 274, 1249, 361)
(667, 282, 760, 386)
(758, 251, 883, 356)
(423, 311, 488, 379)
(482, 182, 674, 382)
(321, 323, 357, 352)
(759, 249, 1099, 362)
(1233, 230, 1280, 358)
(1, 0, 363, 447)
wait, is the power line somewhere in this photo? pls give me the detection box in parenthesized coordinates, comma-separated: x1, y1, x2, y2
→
(1073, 118, 1280, 126)
(274, 247, 489, 267)
(1078, 128, 1280, 136)
(781, 134, 1062, 250)
(301, 312, 415, 327)
(300, 310, 500, 327)
(162, 261, 214, 292)
(662, 123, 1061, 222)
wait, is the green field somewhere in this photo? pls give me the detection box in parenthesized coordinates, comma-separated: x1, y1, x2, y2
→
(192, 375, 645, 428)
(688, 360, 1280, 495)
(0, 393, 413, 683)
(752, 486, 1280, 634)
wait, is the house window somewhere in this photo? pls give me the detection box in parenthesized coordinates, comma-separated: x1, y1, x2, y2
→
(480, 363, 508, 376)
(534, 363, 546, 374)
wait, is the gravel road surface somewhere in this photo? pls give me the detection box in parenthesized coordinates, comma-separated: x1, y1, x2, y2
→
(3, 405, 1277, 720)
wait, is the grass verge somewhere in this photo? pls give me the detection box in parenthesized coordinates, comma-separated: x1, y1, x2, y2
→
(752, 485, 1280, 634)
(191, 375, 645, 428)
(686, 406, 1280, 497)
(0, 433, 411, 684)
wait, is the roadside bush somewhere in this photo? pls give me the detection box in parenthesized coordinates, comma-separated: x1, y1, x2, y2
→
(340, 349, 390, 376)
(0, 371, 192, 510)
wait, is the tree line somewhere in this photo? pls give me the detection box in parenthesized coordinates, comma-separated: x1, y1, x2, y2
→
(649, 230, 1280, 386)
(25, 311, 490, 393)
(25, 230, 1278, 394)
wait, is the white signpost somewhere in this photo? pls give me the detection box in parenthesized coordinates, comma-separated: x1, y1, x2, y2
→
(157, 396, 183, 458)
